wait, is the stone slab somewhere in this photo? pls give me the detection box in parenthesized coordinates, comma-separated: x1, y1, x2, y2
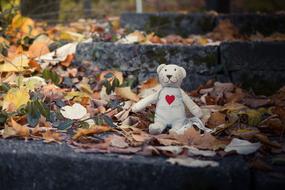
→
(220, 41, 285, 94)
(0, 139, 251, 190)
(76, 42, 225, 91)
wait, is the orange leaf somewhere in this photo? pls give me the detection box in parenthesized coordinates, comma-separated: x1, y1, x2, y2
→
(28, 41, 50, 58)
(42, 130, 63, 143)
(61, 54, 74, 67)
(28, 60, 41, 72)
(2, 118, 30, 139)
(73, 125, 111, 140)
(139, 77, 159, 91)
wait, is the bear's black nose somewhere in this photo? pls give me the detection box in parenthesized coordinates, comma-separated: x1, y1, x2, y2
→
(167, 75, 172, 79)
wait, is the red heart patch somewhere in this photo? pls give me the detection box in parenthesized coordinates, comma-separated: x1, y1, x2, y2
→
(165, 95, 175, 105)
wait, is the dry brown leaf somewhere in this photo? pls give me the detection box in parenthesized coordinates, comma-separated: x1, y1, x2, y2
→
(42, 130, 63, 143)
(28, 60, 41, 72)
(2, 118, 30, 139)
(110, 135, 128, 148)
(207, 112, 226, 128)
(146, 33, 163, 44)
(139, 77, 159, 91)
(172, 128, 227, 150)
(242, 97, 273, 108)
(254, 133, 282, 149)
(115, 87, 140, 102)
(207, 19, 240, 41)
(73, 125, 111, 140)
(28, 41, 50, 58)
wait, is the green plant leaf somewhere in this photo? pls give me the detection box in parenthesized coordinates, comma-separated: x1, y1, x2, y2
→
(0, 111, 8, 125)
(57, 120, 74, 130)
(102, 115, 116, 128)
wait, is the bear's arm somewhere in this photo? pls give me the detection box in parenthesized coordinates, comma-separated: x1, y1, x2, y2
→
(131, 91, 160, 112)
(180, 89, 203, 118)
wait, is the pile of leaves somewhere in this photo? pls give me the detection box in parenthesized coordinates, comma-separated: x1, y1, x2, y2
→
(0, 12, 285, 169)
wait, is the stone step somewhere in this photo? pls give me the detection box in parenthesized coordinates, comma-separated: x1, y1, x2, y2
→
(0, 139, 250, 190)
(1, 139, 285, 190)
(75, 41, 285, 94)
(120, 13, 285, 37)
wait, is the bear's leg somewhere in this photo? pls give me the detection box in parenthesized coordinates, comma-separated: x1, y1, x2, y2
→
(149, 122, 167, 135)
(169, 119, 188, 135)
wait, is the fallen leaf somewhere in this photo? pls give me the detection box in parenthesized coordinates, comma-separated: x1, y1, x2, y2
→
(2, 118, 30, 139)
(36, 42, 77, 68)
(115, 86, 139, 102)
(10, 14, 38, 36)
(0, 54, 30, 72)
(60, 31, 84, 42)
(28, 39, 50, 58)
(118, 31, 145, 44)
(242, 97, 272, 108)
(110, 135, 128, 148)
(154, 146, 184, 157)
(224, 138, 261, 155)
(167, 157, 219, 167)
(60, 103, 87, 120)
(42, 130, 63, 143)
(2, 88, 30, 112)
(187, 146, 216, 157)
(254, 133, 282, 149)
(23, 76, 47, 90)
(73, 125, 111, 140)
(99, 70, 124, 84)
(172, 128, 226, 150)
(207, 111, 226, 128)
(60, 54, 74, 67)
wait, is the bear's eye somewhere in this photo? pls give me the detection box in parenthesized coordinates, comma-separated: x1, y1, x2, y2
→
(164, 69, 167, 71)
(174, 68, 176, 71)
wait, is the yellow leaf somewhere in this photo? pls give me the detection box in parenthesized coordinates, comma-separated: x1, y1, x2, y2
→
(60, 31, 84, 42)
(23, 76, 47, 91)
(0, 54, 29, 72)
(2, 88, 30, 112)
(115, 86, 140, 102)
(78, 83, 93, 95)
(64, 91, 90, 102)
(10, 14, 38, 36)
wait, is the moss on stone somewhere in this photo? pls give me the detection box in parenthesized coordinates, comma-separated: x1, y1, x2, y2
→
(144, 15, 172, 36)
(197, 17, 215, 33)
(195, 53, 217, 67)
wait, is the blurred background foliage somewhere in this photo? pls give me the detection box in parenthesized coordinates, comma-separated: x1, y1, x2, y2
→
(1, 0, 285, 23)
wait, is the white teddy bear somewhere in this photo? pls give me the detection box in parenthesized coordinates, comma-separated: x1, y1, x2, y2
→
(132, 64, 212, 135)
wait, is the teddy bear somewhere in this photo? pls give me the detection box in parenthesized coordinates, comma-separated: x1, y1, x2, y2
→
(132, 64, 212, 135)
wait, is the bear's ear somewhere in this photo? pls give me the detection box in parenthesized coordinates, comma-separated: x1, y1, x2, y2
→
(180, 67, 186, 78)
(157, 64, 166, 73)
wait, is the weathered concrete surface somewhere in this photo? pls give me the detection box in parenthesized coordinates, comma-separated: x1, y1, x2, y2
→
(121, 13, 285, 36)
(0, 139, 251, 190)
(76, 42, 227, 90)
(220, 41, 285, 95)
(219, 14, 285, 36)
(76, 41, 285, 94)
